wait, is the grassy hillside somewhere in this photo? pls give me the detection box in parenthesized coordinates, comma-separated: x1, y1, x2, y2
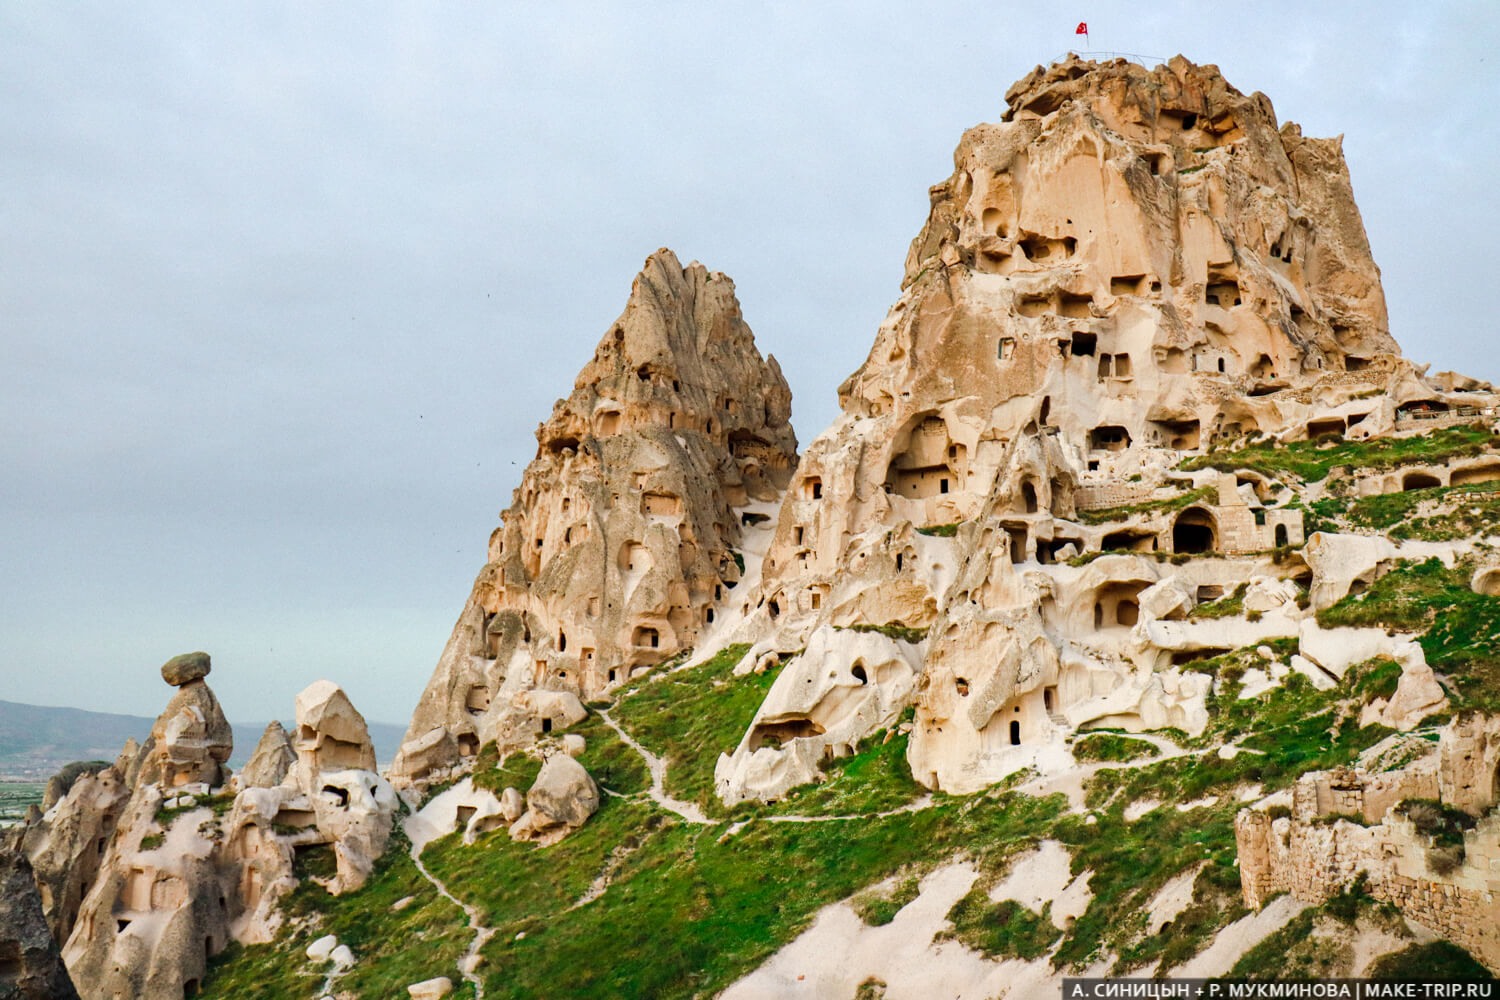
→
(196, 635, 1491, 998)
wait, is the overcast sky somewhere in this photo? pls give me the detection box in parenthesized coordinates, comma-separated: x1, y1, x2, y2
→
(2, 2, 1495, 729)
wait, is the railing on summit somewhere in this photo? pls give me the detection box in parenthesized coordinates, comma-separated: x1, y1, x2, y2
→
(1047, 50, 1167, 68)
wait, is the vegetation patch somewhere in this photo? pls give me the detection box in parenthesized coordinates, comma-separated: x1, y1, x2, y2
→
(200, 824, 474, 1000)
(610, 644, 771, 814)
(1180, 424, 1493, 483)
(1072, 733, 1161, 763)
(1344, 479, 1500, 541)
(1366, 941, 1496, 982)
(836, 622, 930, 644)
(1191, 582, 1248, 620)
(940, 891, 1060, 960)
(427, 791, 1064, 999)
(916, 522, 961, 537)
(1075, 486, 1214, 525)
(853, 873, 922, 926)
(752, 720, 927, 818)
(1318, 558, 1500, 710)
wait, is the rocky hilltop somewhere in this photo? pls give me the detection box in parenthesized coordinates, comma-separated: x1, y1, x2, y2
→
(17, 55, 1500, 998)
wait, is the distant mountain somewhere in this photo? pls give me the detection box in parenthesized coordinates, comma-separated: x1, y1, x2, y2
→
(0, 699, 405, 781)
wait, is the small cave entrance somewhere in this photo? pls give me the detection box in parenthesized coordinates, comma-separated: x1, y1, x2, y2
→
(456, 733, 480, 757)
(1172, 508, 1218, 554)
(1093, 581, 1149, 629)
(1403, 471, 1441, 491)
(1307, 417, 1346, 439)
(1275, 524, 1289, 547)
(320, 784, 350, 808)
(1005, 524, 1028, 564)
(1090, 425, 1131, 452)
(465, 684, 491, 714)
(1043, 687, 1057, 712)
(885, 413, 963, 499)
(1102, 530, 1157, 553)
(1009, 720, 1021, 745)
(1020, 479, 1038, 513)
(1453, 462, 1500, 486)
(1151, 419, 1200, 450)
(851, 663, 868, 685)
(455, 805, 477, 828)
(748, 718, 826, 751)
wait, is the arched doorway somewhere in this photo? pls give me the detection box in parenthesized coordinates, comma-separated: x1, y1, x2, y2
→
(1173, 508, 1218, 554)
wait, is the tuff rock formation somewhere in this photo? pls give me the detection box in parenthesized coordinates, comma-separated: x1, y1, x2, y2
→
(0, 845, 81, 1000)
(708, 54, 1491, 799)
(392, 248, 798, 786)
(21, 657, 394, 1000)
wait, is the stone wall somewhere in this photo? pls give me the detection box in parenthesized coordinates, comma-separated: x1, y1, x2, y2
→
(1237, 718, 1500, 973)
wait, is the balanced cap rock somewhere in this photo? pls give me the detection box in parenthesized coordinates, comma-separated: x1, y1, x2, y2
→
(160, 650, 211, 687)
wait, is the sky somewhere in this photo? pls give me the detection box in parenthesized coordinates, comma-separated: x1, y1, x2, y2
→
(2, 2, 1496, 728)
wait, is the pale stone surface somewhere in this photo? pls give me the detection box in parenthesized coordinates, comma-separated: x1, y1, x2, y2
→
(392, 248, 798, 787)
(408, 977, 454, 999)
(239, 721, 296, 789)
(509, 755, 600, 845)
(716, 626, 922, 805)
(1236, 712, 1500, 972)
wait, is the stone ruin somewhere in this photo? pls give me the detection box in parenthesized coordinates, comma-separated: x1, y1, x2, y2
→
(1236, 712, 1500, 972)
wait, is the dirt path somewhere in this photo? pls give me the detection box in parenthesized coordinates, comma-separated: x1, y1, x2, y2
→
(596, 709, 713, 824)
(405, 818, 496, 998)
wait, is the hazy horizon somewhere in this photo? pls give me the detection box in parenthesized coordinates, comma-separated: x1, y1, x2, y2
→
(3, 2, 1495, 726)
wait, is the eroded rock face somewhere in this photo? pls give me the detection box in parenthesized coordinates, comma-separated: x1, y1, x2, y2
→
(393, 248, 798, 786)
(25, 662, 395, 1000)
(716, 627, 921, 805)
(238, 722, 295, 790)
(509, 755, 600, 845)
(138, 679, 232, 791)
(0, 847, 82, 1000)
(711, 54, 1499, 799)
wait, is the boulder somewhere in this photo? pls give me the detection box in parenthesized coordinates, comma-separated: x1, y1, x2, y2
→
(160, 650, 211, 686)
(408, 978, 454, 999)
(510, 756, 599, 843)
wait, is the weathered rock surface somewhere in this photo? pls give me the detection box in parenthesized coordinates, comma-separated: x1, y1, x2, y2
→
(238, 722, 295, 790)
(392, 248, 798, 786)
(704, 54, 1499, 800)
(159, 652, 210, 687)
(509, 755, 600, 845)
(0, 846, 82, 1000)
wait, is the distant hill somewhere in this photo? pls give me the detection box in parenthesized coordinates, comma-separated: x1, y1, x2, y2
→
(0, 699, 405, 781)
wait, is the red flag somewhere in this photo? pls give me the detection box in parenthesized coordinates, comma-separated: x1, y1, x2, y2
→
(1075, 22, 1088, 35)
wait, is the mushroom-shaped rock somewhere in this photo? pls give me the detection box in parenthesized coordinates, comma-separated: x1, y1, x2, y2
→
(144, 673, 233, 789)
(294, 680, 377, 774)
(241, 721, 297, 789)
(160, 650, 211, 686)
(509, 756, 599, 843)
